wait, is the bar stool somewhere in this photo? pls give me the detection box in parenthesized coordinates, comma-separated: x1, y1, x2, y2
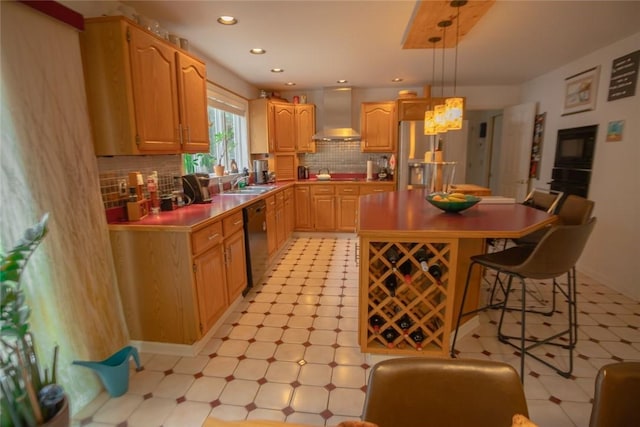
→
(451, 217, 597, 381)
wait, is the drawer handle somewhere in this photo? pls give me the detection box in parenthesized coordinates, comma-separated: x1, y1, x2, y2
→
(234, 219, 243, 226)
(343, 189, 354, 192)
(208, 233, 220, 240)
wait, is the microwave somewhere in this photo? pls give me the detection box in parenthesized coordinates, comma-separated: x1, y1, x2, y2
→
(554, 125, 598, 169)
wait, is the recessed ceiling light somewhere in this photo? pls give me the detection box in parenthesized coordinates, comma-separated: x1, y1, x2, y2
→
(285, 82, 296, 86)
(217, 16, 237, 25)
(337, 79, 348, 84)
(392, 77, 403, 82)
(250, 48, 266, 55)
(271, 68, 284, 73)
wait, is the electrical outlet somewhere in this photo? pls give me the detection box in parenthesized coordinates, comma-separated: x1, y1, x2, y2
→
(118, 179, 128, 197)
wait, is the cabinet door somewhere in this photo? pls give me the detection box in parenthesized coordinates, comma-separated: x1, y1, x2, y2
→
(177, 52, 210, 153)
(128, 25, 181, 152)
(336, 196, 358, 231)
(194, 244, 228, 335)
(266, 196, 278, 256)
(295, 104, 316, 152)
(274, 104, 295, 152)
(313, 195, 336, 231)
(225, 230, 247, 303)
(274, 153, 296, 181)
(275, 192, 286, 248)
(295, 185, 312, 230)
(360, 102, 396, 152)
(284, 188, 295, 238)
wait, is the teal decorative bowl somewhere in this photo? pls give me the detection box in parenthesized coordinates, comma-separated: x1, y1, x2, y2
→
(426, 193, 481, 213)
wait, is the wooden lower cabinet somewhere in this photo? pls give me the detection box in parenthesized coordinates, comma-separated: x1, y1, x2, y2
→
(294, 182, 394, 232)
(266, 195, 278, 256)
(275, 191, 286, 248)
(223, 212, 247, 303)
(336, 185, 359, 231)
(194, 244, 228, 335)
(284, 188, 295, 237)
(109, 210, 249, 345)
(294, 185, 312, 230)
(311, 185, 336, 231)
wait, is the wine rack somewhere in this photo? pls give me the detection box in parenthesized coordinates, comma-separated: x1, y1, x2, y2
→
(360, 239, 456, 356)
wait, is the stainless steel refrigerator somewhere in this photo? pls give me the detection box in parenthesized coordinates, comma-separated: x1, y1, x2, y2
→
(397, 120, 468, 190)
(397, 120, 437, 190)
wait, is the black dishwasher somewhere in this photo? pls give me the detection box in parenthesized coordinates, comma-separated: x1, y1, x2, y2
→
(243, 200, 267, 294)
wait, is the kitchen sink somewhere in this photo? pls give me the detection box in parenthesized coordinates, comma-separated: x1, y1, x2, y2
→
(220, 185, 277, 195)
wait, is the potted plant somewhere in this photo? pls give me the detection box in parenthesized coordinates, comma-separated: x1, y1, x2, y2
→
(1, 214, 69, 426)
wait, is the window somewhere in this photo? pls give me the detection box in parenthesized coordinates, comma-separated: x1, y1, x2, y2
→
(183, 83, 249, 175)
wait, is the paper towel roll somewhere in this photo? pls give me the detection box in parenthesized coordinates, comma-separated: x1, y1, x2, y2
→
(366, 160, 374, 180)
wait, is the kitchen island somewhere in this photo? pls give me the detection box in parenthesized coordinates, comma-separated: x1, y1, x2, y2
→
(357, 189, 556, 357)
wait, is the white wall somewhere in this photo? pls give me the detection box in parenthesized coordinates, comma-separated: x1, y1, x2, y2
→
(521, 32, 640, 300)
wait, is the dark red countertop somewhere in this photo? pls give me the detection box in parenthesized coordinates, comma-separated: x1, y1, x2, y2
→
(108, 182, 292, 231)
(358, 189, 557, 239)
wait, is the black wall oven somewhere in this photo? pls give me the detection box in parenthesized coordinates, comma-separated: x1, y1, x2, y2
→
(554, 125, 597, 169)
(550, 124, 598, 198)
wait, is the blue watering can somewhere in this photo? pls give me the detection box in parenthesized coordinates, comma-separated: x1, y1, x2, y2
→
(73, 346, 141, 397)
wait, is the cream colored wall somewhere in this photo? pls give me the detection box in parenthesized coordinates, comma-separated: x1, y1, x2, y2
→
(0, 1, 129, 413)
(522, 32, 640, 300)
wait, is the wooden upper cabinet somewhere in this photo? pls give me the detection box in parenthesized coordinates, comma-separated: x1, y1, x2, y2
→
(397, 97, 444, 121)
(360, 102, 397, 152)
(273, 103, 295, 152)
(295, 104, 316, 153)
(80, 16, 209, 156)
(128, 26, 181, 153)
(177, 53, 210, 153)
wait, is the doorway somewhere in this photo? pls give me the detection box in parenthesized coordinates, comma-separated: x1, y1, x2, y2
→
(464, 110, 502, 189)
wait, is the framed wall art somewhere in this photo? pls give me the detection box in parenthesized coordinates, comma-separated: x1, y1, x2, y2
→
(605, 120, 625, 142)
(562, 66, 600, 116)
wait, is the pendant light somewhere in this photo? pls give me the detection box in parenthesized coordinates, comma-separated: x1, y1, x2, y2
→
(445, 0, 467, 130)
(424, 36, 441, 136)
(434, 19, 451, 134)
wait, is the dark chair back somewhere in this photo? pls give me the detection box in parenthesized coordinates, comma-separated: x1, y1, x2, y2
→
(510, 217, 596, 280)
(523, 188, 563, 213)
(362, 358, 528, 427)
(557, 194, 595, 225)
(589, 362, 640, 427)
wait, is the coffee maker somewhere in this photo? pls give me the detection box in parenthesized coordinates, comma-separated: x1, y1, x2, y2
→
(182, 173, 212, 204)
(253, 159, 269, 184)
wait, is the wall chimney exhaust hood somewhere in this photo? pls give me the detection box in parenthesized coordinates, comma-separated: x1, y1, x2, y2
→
(312, 87, 361, 141)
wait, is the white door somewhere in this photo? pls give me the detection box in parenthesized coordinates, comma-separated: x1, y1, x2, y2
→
(496, 102, 536, 201)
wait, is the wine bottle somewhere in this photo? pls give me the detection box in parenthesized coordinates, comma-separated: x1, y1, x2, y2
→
(410, 328, 425, 350)
(428, 263, 442, 281)
(415, 248, 432, 272)
(398, 262, 413, 283)
(396, 314, 412, 335)
(381, 327, 399, 348)
(369, 314, 384, 333)
(385, 247, 400, 272)
(384, 275, 398, 297)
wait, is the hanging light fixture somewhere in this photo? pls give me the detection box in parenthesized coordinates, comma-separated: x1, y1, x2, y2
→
(434, 19, 451, 134)
(424, 36, 441, 136)
(445, 0, 467, 130)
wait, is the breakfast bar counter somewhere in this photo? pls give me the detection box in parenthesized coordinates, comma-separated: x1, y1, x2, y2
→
(356, 189, 556, 357)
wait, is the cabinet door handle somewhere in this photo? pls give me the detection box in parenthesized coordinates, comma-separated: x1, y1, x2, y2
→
(178, 124, 184, 146)
(185, 125, 191, 143)
(208, 233, 219, 240)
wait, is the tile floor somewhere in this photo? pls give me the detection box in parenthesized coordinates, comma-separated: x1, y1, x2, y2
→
(74, 234, 640, 427)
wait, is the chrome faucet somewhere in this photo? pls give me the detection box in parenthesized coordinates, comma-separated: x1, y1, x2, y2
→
(231, 175, 249, 190)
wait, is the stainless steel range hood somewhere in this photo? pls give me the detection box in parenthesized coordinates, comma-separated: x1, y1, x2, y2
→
(312, 87, 361, 141)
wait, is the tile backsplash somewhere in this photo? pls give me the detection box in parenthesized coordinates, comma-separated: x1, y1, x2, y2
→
(97, 155, 182, 209)
(299, 140, 391, 174)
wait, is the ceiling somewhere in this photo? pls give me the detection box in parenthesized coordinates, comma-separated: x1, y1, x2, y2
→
(79, 1, 639, 92)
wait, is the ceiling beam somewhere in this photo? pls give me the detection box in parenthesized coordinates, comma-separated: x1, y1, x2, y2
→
(403, 0, 495, 49)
